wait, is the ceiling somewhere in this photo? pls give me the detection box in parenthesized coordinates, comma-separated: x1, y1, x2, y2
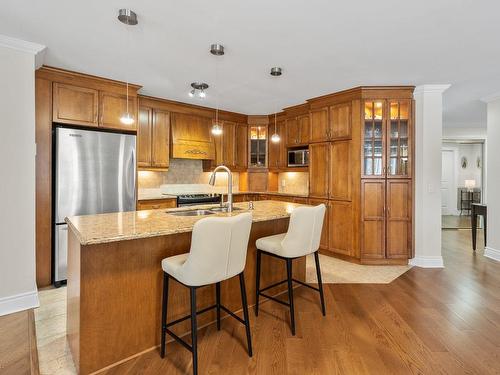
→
(1, 0, 499, 127)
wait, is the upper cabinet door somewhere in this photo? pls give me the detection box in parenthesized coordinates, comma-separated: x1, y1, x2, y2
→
(387, 100, 412, 178)
(151, 110, 170, 169)
(309, 107, 329, 143)
(99, 91, 137, 131)
(286, 118, 299, 146)
(308, 142, 330, 198)
(222, 121, 236, 167)
(298, 114, 310, 144)
(53, 83, 99, 127)
(330, 103, 351, 140)
(235, 123, 248, 169)
(137, 107, 152, 168)
(362, 100, 386, 178)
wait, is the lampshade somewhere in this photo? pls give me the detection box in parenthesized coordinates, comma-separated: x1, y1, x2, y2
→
(464, 180, 476, 190)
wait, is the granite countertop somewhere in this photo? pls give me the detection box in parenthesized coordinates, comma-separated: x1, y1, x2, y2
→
(66, 200, 306, 246)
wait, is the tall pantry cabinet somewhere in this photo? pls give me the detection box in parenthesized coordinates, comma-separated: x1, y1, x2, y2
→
(308, 87, 414, 265)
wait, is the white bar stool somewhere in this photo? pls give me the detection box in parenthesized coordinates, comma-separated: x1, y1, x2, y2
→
(255, 204, 326, 335)
(160, 213, 253, 375)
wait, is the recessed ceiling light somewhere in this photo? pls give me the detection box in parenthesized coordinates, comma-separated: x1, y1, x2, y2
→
(189, 82, 209, 99)
(210, 44, 225, 56)
(117, 9, 138, 25)
(270, 67, 282, 76)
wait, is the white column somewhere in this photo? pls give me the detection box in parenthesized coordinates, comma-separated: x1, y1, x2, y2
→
(483, 94, 500, 261)
(0, 35, 45, 316)
(411, 84, 450, 268)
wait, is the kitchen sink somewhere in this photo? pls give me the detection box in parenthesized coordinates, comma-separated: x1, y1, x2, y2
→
(167, 209, 215, 217)
(209, 206, 243, 212)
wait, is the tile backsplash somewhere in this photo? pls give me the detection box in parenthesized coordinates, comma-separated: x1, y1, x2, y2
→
(138, 159, 239, 189)
(278, 172, 309, 195)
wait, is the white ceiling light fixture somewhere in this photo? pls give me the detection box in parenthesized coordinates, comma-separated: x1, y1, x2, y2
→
(189, 82, 209, 99)
(270, 67, 283, 143)
(118, 9, 137, 125)
(211, 43, 225, 136)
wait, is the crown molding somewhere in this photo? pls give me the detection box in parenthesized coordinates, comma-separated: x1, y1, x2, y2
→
(0, 34, 45, 55)
(414, 84, 451, 95)
(480, 92, 500, 104)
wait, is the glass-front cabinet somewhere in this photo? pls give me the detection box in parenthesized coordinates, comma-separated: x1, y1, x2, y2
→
(363, 101, 385, 177)
(249, 125, 267, 167)
(362, 99, 412, 178)
(388, 100, 411, 177)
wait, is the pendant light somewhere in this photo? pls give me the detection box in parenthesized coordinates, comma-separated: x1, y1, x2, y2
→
(118, 9, 137, 125)
(211, 43, 224, 136)
(271, 112, 280, 143)
(270, 67, 283, 143)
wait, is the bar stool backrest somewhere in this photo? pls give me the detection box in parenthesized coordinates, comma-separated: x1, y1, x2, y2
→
(281, 204, 326, 258)
(179, 212, 253, 286)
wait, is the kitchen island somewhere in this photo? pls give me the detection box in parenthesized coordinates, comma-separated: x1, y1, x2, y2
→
(65, 200, 307, 374)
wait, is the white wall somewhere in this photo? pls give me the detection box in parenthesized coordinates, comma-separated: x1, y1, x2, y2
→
(0, 36, 45, 315)
(484, 97, 500, 261)
(412, 84, 450, 268)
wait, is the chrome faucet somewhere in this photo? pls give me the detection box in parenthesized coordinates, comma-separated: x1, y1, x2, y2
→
(208, 165, 233, 212)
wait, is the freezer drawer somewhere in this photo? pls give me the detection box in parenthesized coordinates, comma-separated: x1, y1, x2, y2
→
(55, 224, 68, 282)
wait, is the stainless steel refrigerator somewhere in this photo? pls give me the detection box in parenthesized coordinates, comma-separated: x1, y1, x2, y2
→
(54, 127, 136, 284)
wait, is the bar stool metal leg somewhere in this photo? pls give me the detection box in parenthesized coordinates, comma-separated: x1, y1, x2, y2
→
(286, 259, 296, 335)
(190, 287, 198, 375)
(314, 251, 326, 316)
(216, 282, 221, 331)
(160, 272, 169, 358)
(239, 272, 253, 357)
(255, 249, 262, 316)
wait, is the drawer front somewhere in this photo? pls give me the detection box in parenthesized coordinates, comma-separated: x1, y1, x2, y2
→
(137, 199, 177, 210)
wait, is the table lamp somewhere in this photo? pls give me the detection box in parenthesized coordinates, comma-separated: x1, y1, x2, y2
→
(465, 179, 476, 192)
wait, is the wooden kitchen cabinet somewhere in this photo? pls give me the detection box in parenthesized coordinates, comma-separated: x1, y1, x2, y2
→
(308, 198, 329, 251)
(171, 113, 215, 160)
(386, 180, 412, 259)
(53, 83, 99, 127)
(268, 120, 286, 170)
(308, 142, 330, 198)
(329, 140, 351, 201)
(361, 180, 386, 259)
(286, 114, 310, 146)
(286, 117, 299, 146)
(330, 102, 351, 139)
(99, 91, 137, 131)
(297, 114, 310, 144)
(387, 99, 412, 178)
(137, 107, 152, 167)
(137, 106, 170, 169)
(222, 121, 236, 167)
(329, 200, 354, 256)
(137, 198, 177, 210)
(309, 107, 329, 143)
(235, 123, 248, 169)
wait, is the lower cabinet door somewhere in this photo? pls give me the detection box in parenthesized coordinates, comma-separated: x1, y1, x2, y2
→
(308, 198, 329, 250)
(361, 180, 386, 259)
(386, 180, 412, 259)
(329, 200, 353, 256)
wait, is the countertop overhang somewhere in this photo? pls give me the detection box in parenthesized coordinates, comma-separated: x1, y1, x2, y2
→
(65, 200, 306, 246)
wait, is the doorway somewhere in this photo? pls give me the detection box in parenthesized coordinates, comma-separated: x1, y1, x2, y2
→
(441, 141, 484, 229)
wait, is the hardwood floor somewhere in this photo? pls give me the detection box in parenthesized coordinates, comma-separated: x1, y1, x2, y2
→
(98, 229, 500, 375)
(0, 309, 39, 375)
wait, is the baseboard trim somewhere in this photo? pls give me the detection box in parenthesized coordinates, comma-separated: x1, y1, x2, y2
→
(409, 256, 444, 268)
(0, 290, 40, 317)
(484, 247, 500, 262)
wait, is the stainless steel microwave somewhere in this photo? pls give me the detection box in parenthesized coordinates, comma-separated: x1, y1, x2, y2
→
(288, 148, 309, 167)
